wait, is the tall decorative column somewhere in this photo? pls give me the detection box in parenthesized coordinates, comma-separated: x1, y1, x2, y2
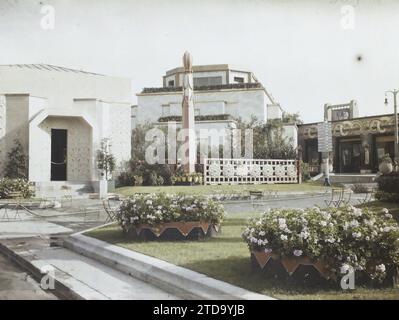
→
(181, 51, 196, 173)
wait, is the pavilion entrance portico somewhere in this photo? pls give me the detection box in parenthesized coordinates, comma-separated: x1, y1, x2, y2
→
(29, 109, 96, 184)
(337, 138, 361, 173)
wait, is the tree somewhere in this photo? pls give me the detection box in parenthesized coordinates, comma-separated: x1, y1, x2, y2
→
(131, 122, 155, 162)
(4, 139, 27, 179)
(282, 111, 303, 124)
(96, 138, 116, 180)
(235, 116, 297, 160)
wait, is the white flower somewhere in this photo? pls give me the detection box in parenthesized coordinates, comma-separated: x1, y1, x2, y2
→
(352, 208, 363, 217)
(146, 200, 152, 205)
(350, 220, 360, 228)
(340, 263, 353, 274)
(299, 231, 310, 240)
(321, 212, 331, 220)
(383, 227, 391, 232)
(283, 227, 292, 234)
(264, 248, 272, 254)
(381, 208, 389, 214)
(385, 213, 393, 219)
(293, 249, 303, 257)
(326, 237, 335, 243)
(259, 231, 266, 236)
(278, 218, 287, 228)
(280, 234, 288, 241)
(376, 264, 386, 273)
(352, 232, 362, 238)
(320, 221, 327, 227)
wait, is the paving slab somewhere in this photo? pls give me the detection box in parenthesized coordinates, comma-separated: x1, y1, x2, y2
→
(65, 233, 273, 300)
(0, 252, 57, 300)
(0, 237, 178, 300)
(0, 221, 73, 239)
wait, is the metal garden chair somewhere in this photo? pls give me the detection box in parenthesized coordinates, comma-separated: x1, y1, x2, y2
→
(324, 188, 343, 208)
(102, 199, 119, 223)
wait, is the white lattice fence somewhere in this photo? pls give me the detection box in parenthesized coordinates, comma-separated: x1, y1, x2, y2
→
(204, 158, 299, 185)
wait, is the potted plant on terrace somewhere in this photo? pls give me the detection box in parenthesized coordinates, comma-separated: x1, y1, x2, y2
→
(117, 193, 225, 240)
(97, 138, 116, 191)
(379, 154, 393, 175)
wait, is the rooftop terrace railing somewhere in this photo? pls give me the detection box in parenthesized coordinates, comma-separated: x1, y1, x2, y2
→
(141, 82, 263, 94)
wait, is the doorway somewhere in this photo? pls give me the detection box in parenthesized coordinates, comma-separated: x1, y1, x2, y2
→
(51, 129, 67, 181)
(339, 140, 361, 173)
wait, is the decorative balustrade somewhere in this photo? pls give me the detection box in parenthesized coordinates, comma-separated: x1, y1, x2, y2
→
(203, 158, 299, 185)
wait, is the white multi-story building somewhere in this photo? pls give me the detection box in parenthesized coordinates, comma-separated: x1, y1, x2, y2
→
(0, 64, 132, 195)
(135, 64, 297, 150)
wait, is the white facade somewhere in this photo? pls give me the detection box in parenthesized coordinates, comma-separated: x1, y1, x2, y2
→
(0, 64, 132, 186)
(136, 64, 298, 150)
(137, 87, 272, 124)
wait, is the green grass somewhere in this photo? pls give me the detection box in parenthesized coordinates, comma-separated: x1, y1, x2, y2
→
(86, 211, 399, 300)
(116, 181, 332, 197)
(358, 201, 399, 223)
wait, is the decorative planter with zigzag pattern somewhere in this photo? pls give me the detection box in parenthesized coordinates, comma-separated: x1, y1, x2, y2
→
(126, 221, 220, 241)
(251, 250, 334, 283)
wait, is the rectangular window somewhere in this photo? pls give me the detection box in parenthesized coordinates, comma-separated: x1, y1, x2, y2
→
(131, 105, 138, 117)
(195, 107, 200, 116)
(194, 76, 222, 87)
(234, 77, 244, 83)
(168, 80, 175, 87)
(162, 105, 170, 116)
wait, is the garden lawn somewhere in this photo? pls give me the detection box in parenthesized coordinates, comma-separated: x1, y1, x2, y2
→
(358, 201, 399, 223)
(85, 211, 399, 300)
(116, 181, 332, 197)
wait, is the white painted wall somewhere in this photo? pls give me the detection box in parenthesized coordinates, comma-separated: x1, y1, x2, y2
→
(137, 88, 270, 125)
(229, 71, 250, 83)
(0, 95, 6, 175)
(0, 65, 132, 108)
(0, 66, 132, 182)
(267, 104, 283, 120)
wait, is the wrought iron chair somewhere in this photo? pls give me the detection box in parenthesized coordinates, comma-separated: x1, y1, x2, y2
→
(5, 192, 24, 220)
(340, 188, 353, 206)
(324, 188, 344, 208)
(102, 199, 119, 223)
(0, 202, 10, 221)
(356, 186, 376, 205)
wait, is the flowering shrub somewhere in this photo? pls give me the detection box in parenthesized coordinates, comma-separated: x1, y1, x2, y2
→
(0, 178, 33, 199)
(172, 172, 203, 185)
(117, 193, 225, 230)
(243, 206, 399, 283)
(376, 172, 399, 203)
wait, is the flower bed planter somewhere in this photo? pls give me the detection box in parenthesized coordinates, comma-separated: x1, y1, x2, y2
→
(126, 221, 220, 241)
(117, 193, 225, 242)
(243, 206, 399, 286)
(250, 250, 332, 284)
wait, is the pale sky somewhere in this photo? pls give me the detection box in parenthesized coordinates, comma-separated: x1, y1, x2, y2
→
(1, 0, 399, 123)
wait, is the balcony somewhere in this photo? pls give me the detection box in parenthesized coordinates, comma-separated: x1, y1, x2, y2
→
(141, 82, 263, 94)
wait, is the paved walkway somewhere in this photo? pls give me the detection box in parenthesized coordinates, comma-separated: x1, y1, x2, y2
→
(1, 237, 178, 300)
(0, 194, 374, 300)
(0, 252, 57, 300)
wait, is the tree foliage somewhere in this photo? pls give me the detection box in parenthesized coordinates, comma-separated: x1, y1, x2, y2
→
(236, 116, 297, 160)
(4, 139, 27, 179)
(96, 138, 116, 180)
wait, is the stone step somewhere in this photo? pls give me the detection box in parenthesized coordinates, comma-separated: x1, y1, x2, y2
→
(0, 239, 178, 300)
(315, 174, 377, 184)
(34, 181, 94, 199)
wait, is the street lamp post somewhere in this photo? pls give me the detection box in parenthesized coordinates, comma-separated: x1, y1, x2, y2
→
(384, 90, 399, 167)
